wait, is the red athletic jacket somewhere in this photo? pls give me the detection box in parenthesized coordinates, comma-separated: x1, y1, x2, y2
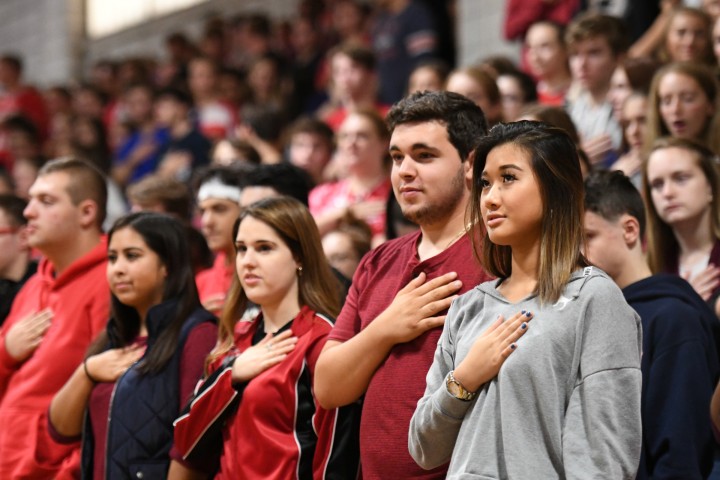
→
(173, 306, 360, 479)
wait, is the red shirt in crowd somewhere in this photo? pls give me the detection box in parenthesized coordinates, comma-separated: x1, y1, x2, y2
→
(328, 231, 491, 479)
(195, 252, 235, 316)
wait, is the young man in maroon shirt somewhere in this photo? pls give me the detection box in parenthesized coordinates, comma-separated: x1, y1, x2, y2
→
(315, 90, 492, 479)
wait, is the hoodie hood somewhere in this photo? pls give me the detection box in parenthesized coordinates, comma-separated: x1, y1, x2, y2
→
(36, 237, 108, 291)
(624, 274, 716, 318)
(478, 266, 601, 307)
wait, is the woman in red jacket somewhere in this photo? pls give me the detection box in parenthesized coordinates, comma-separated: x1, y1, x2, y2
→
(170, 196, 359, 479)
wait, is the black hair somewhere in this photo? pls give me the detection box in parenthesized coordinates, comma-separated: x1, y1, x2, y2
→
(499, 70, 538, 103)
(193, 164, 244, 193)
(0, 54, 22, 75)
(89, 212, 201, 375)
(331, 43, 377, 71)
(157, 86, 194, 108)
(2, 115, 40, 144)
(0, 194, 27, 226)
(241, 163, 313, 206)
(584, 170, 646, 237)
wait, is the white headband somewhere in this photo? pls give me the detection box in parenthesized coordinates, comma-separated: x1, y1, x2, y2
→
(197, 178, 242, 204)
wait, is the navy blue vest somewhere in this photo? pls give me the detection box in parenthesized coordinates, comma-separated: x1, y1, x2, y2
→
(81, 301, 215, 479)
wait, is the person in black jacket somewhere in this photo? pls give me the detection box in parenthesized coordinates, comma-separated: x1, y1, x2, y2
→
(47, 212, 217, 479)
(584, 170, 720, 479)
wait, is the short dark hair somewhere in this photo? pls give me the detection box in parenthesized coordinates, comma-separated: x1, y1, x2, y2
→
(38, 157, 108, 229)
(499, 70, 538, 103)
(241, 163, 313, 206)
(584, 170, 646, 237)
(0, 194, 28, 226)
(287, 117, 335, 149)
(245, 13, 272, 37)
(123, 82, 156, 99)
(2, 115, 40, 145)
(331, 43, 377, 71)
(194, 164, 244, 192)
(0, 55, 22, 75)
(157, 86, 194, 108)
(386, 90, 488, 161)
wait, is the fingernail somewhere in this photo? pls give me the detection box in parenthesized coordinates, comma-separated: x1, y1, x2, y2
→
(521, 322, 527, 329)
(525, 311, 532, 318)
(521, 310, 526, 315)
(510, 343, 516, 350)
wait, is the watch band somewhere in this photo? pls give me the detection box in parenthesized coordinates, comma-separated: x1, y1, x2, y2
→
(446, 370, 477, 401)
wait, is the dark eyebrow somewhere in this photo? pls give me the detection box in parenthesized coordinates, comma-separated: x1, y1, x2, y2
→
(499, 164, 524, 171)
(481, 163, 524, 177)
(389, 142, 439, 152)
(235, 239, 277, 246)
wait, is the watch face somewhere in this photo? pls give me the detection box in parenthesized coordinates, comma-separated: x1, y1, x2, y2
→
(447, 372, 474, 401)
(447, 380, 461, 397)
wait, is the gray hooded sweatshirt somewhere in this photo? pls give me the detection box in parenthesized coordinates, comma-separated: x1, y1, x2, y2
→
(409, 267, 642, 479)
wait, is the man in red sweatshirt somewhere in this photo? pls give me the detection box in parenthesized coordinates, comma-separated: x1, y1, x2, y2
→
(0, 158, 110, 479)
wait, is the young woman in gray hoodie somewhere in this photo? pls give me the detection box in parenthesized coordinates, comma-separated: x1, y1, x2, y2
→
(409, 121, 643, 479)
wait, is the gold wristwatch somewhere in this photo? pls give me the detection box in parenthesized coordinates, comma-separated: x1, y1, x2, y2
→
(446, 370, 476, 401)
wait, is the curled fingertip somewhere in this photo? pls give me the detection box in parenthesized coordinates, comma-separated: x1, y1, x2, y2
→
(520, 322, 527, 330)
(510, 343, 517, 350)
(524, 311, 532, 318)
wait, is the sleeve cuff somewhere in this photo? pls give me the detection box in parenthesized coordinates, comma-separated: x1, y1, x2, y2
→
(430, 373, 476, 420)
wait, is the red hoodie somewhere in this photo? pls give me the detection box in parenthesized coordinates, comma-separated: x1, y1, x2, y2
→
(0, 238, 109, 479)
(195, 252, 234, 316)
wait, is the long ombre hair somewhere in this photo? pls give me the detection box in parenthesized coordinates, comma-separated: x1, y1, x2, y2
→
(643, 137, 720, 273)
(208, 196, 341, 365)
(469, 121, 588, 304)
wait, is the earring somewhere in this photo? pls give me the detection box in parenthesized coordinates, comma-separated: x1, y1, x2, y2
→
(297, 266, 303, 277)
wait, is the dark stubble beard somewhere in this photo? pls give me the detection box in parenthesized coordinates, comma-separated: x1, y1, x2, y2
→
(401, 165, 465, 227)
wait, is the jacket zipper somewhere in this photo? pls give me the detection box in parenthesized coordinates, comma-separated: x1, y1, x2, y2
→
(104, 361, 138, 479)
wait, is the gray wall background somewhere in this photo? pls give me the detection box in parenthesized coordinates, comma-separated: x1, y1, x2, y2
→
(0, 0, 519, 88)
